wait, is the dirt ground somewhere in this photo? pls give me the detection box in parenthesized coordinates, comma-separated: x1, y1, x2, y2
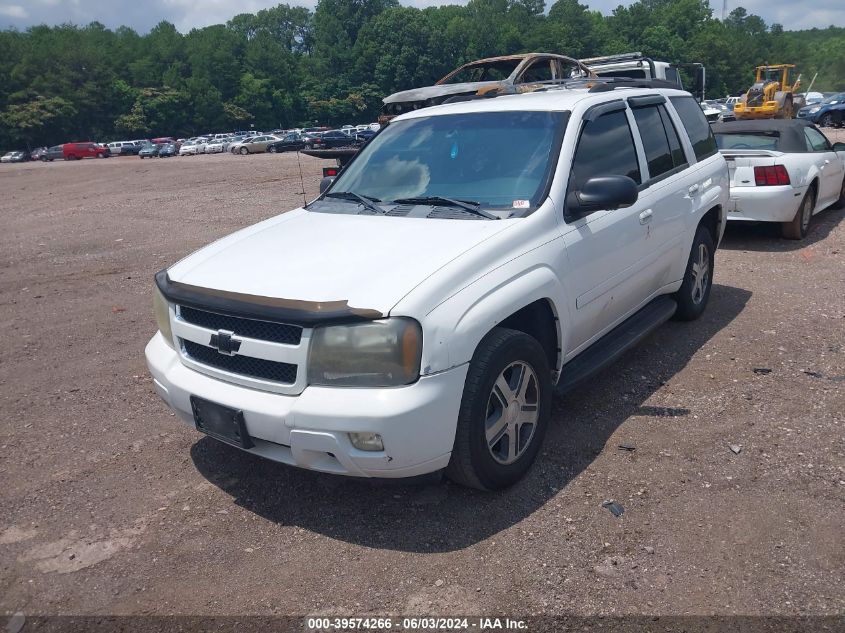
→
(0, 138, 843, 625)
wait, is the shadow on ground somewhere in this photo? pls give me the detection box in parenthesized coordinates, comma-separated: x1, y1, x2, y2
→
(719, 205, 843, 252)
(191, 283, 752, 553)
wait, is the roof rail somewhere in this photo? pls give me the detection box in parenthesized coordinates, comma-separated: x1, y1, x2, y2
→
(587, 78, 682, 92)
(580, 52, 645, 66)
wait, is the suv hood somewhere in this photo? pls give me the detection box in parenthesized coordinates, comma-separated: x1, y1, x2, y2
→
(383, 81, 501, 104)
(167, 209, 515, 317)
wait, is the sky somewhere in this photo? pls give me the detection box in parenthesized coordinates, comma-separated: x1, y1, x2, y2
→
(0, 0, 842, 33)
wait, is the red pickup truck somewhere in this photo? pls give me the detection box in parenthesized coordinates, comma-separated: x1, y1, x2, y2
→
(62, 142, 110, 160)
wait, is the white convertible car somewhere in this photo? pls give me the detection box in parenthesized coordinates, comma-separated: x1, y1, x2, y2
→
(713, 120, 845, 239)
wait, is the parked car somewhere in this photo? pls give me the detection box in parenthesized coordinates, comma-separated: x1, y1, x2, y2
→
(147, 82, 728, 489)
(179, 141, 200, 156)
(713, 119, 845, 239)
(1, 151, 28, 163)
(38, 146, 64, 162)
(108, 141, 141, 155)
(205, 139, 226, 154)
(158, 143, 177, 158)
(139, 144, 162, 159)
(797, 92, 845, 128)
(62, 142, 109, 160)
(352, 129, 377, 144)
(380, 53, 595, 123)
(310, 130, 357, 149)
(29, 147, 48, 161)
(229, 135, 282, 155)
(267, 133, 307, 153)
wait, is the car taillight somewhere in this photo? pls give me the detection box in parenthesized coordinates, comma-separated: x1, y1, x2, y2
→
(754, 165, 790, 186)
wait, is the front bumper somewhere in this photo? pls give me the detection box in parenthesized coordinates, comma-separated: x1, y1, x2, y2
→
(145, 332, 467, 478)
(727, 184, 806, 223)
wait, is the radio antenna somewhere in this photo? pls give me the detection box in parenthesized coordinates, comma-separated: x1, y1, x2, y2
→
(295, 150, 307, 207)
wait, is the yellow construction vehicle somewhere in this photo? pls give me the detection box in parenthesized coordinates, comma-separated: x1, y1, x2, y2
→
(734, 64, 802, 119)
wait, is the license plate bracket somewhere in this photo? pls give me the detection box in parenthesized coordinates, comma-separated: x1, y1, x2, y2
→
(190, 396, 254, 449)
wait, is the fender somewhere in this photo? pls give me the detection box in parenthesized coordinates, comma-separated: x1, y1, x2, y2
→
(420, 255, 567, 376)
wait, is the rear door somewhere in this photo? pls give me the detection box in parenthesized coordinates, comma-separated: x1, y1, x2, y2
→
(559, 101, 655, 354)
(628, 97, 692, 289)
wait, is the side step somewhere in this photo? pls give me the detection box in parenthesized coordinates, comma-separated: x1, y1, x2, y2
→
(555, 296, 677, 395)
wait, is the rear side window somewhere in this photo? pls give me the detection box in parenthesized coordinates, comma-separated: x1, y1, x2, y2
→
(670, 96, 717, 160)
(569, 109, 641, 194)
(631, 105, 686, 180)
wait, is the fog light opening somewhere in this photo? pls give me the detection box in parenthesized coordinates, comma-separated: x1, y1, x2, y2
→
(349, 432, 384, 452)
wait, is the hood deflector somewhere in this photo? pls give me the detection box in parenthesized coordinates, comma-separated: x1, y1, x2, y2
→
(155, 269, 384, 326)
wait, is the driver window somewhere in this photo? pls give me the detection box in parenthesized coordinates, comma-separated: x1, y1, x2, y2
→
(568, 109, 641, 196)
(804, 128, 831, 152)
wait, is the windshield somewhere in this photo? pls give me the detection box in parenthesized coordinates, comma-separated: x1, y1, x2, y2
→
(440, 60, 522, 84)
(822, 93, 844, 104)
(325, 110, 568, 212)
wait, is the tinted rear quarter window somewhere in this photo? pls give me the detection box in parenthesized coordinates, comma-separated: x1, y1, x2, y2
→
(670, 96, 717, 160)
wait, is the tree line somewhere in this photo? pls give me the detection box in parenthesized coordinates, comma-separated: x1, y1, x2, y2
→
(1, 0, 843, 148)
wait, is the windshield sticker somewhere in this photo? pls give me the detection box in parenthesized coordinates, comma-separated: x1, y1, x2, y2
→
(512, 200, 530, 209)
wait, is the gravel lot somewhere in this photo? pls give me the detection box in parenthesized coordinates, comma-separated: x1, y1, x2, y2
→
(1, 140, 843, 624)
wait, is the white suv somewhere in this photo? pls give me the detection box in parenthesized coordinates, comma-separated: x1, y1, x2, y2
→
(146, 83, 729, 489)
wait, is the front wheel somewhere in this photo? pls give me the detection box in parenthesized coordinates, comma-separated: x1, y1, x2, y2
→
(673, 224, 715, 321)
(447, 328, 552, 490)
(819, 113, 835, 128)
(239, 147, 249, 155)
(268, 145, 277, 153)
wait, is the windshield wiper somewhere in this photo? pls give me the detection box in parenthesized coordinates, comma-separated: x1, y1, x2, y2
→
(392, 196, 499, 220)
(324, 191, 385, 214)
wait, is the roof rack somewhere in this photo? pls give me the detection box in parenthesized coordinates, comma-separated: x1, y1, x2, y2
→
(579, 52, 646, 66)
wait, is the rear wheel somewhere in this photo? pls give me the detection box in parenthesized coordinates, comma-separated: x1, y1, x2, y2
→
(782, 189, 815, 240)
(447, 328, 552, 490)
(673, 224, 715, 321)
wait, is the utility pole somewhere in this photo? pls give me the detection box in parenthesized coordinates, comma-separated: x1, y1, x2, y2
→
(722, 0, 728, 20)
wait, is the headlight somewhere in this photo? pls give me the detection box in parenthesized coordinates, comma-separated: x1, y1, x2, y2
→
(809, 106, 821, 113)
(307, 318, 422, 387)
(153, 285, 175, 349)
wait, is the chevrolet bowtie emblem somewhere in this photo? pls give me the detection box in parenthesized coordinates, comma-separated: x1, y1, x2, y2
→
(209, 329, 241, 356)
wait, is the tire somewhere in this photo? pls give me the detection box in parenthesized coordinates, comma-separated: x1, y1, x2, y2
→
(673, 223, 715, 321)
(447, 328, 552, 490)
(40, 156, 47, 162)
(268, 145, 277, 153)
(781, 188, 815, 240)
(820, 113, 835, 128)
(833, 177, 845, 210)
(239, 147, 249, 155)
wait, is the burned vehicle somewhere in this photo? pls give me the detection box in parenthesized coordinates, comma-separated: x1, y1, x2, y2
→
(379, 53, 594, 123)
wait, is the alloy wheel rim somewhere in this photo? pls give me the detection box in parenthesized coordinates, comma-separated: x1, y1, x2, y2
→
(690, 243, 710, 305)
(485, 361, 539, 465)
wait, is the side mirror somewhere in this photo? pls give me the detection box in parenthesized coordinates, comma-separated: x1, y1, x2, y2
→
(567, 175, 639, 219)
(833, 142, 845, 152)
(319, 176, 335, 194)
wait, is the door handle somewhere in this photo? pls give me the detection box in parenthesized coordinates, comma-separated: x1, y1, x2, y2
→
(688, 184, 700, 195)
(639, 209, 653, 225)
